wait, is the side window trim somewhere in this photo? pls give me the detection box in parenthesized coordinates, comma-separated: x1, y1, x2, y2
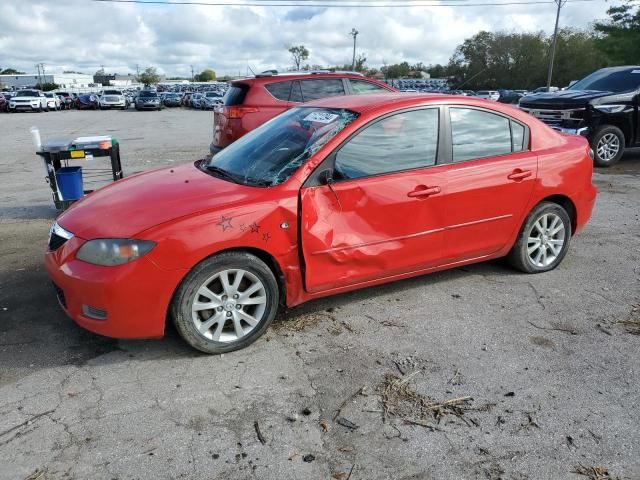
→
(441, 105, 530, 165)
(303, 106, 445, 188)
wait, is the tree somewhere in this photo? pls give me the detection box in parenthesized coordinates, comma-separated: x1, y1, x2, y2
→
(137, 67, 160, 86)
(1, 68, 25, 75)
(35, 82, 59, 92)
(94, 67, 106, 76)
(354, 53, 367, 72)
(288, 45, 309, 71)
(595, 0, 640, 64)
(195, 69, 216, 82)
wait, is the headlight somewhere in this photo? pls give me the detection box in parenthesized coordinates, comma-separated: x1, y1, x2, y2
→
(76, 239, 156, 266)
(594, 104, 626, 114)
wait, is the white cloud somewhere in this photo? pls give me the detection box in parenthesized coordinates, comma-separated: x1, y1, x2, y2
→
(0, 0, 610, 77)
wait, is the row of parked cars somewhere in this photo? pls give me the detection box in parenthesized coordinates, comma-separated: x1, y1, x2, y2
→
(0, 87, 228, 112)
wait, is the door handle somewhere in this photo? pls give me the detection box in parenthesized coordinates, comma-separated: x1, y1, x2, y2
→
(507, 169, 532, 181)
(407, 185, 441, 197)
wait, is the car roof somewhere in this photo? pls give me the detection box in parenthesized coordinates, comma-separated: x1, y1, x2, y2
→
(305, 92, 535, 120)
(234, 71, 376, 85)
(303, 93, 453, 112)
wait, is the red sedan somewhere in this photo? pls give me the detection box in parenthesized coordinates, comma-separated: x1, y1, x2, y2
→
(45, 93, 597, 353)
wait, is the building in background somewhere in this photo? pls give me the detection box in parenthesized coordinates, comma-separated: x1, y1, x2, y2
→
(93, 73, 141, 87)
(0, 73, 94, 90)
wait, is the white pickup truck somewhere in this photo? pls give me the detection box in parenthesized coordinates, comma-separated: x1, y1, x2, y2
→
(8, 89, 48, 112)
(99, 89, 127, 109)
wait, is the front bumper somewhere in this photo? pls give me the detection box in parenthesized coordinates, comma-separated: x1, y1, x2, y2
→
(100, 102, 126, 108)
(10, 103, 39, 110)
(45, 237, 186, 339)
(136, 102, 161, 109)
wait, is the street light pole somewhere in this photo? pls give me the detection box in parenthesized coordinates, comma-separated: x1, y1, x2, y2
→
(546, 0, 565, 90)
(350, 28, 359, 71)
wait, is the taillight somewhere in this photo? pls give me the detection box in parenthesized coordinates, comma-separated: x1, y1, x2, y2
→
(225, 106, 258, 119)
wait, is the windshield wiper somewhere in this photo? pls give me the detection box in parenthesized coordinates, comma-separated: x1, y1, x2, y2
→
(204, 165, 242, 184)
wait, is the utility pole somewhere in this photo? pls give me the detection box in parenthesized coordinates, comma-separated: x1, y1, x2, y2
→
(136, 64, 140, 77)
(350, 28, 359, 71)
(41, 63, 46, 84)
(35, 64, 41, 87)
(546, 0, 566, 90)
(191, 65, 195, 82)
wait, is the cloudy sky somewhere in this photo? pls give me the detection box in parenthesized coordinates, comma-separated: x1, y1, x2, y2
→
(0, 0, 611, 77)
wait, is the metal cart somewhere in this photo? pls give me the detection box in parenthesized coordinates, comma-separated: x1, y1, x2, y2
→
(36, 135, 124, 210)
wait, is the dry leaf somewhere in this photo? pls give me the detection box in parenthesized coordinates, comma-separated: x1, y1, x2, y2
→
(332, 472, 348, 480)
(320, 419, 330, 433)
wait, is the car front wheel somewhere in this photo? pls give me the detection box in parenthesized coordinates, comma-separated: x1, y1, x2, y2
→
(591, 125, 625, 167)
(507, 202, 572, 274)
(171, 252, 279, 354)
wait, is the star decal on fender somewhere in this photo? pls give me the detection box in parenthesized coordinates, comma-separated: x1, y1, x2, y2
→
(249, 222, 261, 234)
(216, 215, 233, 231)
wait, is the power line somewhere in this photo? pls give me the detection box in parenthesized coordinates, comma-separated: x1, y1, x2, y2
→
(90, 0, 599, 7)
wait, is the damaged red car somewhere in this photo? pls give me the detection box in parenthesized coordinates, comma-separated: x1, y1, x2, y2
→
(45, 93, 597, 353)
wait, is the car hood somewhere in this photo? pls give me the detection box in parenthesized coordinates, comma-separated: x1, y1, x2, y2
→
(58, 162, 253, 239)
(519, 89, 612, 108)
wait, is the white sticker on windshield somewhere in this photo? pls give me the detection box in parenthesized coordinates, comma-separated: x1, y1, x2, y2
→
(303, 112, 339, 123)
(632, 70, 640, 74)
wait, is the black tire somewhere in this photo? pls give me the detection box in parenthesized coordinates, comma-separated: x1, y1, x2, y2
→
(507, 201, 572, 274)
(171, 252, 279, 354)
(590, 125, 625, 167)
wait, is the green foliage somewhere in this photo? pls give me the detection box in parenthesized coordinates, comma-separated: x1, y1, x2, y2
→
(436, 29, 608, 89)
(594, 0, 640, 64)
(288, 45, 310, 71)
(35, 82, 59, 92)
(195, 69, 216, 82)
(137, 67, 160, 86)
(1, 68, 25, 75)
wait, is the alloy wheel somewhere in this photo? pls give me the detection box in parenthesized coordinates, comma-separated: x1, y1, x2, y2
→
(191, 269, 267, 343)
(527, 213, 566, 268)
(596, 133, 620, 162)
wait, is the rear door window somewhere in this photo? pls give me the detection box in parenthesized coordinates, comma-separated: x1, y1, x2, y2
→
(450, 108, 515, 162)
(300, 79, 345, 101)
(265, 81, 292, 101)
(223, 84, 249, 106)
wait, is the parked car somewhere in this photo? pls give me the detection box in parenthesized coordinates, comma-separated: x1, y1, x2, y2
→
(497, 90, 525, 104)
(190, 93, 205, 108)
(162, 92, 182, 107)
(43, 92, 62, 111)
(211, 71, 396, 154)
(200, 91, 223, 110)
(135, 90, 162, 111)
(8, 89, 47, 112)
(0, 93, 13, 112)
(45, 93, 596, 354)
(519, 65, 640, 167)
(474, 90, 500, 101)
(99, 89, 127, 110)
(56, 92, 74, 110)
(75, 93, 99, 110)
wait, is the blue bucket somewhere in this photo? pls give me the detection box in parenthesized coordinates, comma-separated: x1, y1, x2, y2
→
(55, 166, 83, 200)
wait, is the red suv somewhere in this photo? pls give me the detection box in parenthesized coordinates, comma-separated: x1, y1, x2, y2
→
(210, 71, 396, 154)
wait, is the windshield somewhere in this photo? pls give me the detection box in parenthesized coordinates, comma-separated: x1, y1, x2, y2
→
(569, 68, 640, 93)
(16, 90, 38, 97)
(206, 107, 358, 187)
(139, 91, 157, 98)
(206, 92, 221, 97)
(104, 90, 121, 95)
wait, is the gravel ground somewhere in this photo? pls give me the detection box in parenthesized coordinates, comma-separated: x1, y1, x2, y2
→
(0, 109, 639, 480)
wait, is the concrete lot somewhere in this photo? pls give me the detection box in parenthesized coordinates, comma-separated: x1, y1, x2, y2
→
(1, 109, 639, 480)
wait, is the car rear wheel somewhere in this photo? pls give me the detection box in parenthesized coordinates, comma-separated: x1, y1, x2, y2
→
(171, 252, 279, 354)
(591, 125, 625, 167)
(507, 202, 572, 274)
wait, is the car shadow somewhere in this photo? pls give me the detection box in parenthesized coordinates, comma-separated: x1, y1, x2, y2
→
(0, 256, 517, 376)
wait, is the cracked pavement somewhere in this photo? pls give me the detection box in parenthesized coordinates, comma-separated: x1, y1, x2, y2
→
(1, 110, 639, 479)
